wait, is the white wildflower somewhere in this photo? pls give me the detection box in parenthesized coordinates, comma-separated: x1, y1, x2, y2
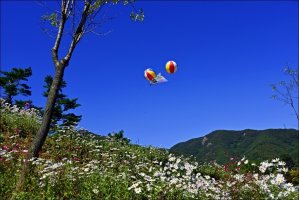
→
(234, 174, 244, 182)
(274, 173, 285, 185)
(139, 172, 145, 177)
(92, 188, 99, 194)
(259, 161, 270, 173)
(281, 167, 288, 173)
(146, 184, 151, 191)
(271, 158, 280, 163)
(278, 161, 286, 166)
(154, 171, 162, 177)
(134, 187, 141, 194)
(169, 156, 176, 162)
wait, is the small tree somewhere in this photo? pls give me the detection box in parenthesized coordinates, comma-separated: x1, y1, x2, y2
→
(0, 67, 32, 104)
(15, 0, 144, 193)
(108, 130, 131, 144)
(271, 67, 299, 122)
(30, 0, 143, 159)
(43, 75, 81, 130)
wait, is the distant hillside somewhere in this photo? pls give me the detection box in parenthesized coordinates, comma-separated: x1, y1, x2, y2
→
(170, 129, 299, 165)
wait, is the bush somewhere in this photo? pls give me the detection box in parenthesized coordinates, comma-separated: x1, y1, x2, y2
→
(0, 98, 41, 137)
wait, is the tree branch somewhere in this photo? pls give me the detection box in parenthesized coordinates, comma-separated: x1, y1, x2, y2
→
(273, 87, 289, 103)
(63, 2, 91, 64)
(64, 0, 70, 13)
(291, 73, 299, 87)
(89, 29, 112, 36)
(52, 0, 67, 66)
(285, 84, 299, 121)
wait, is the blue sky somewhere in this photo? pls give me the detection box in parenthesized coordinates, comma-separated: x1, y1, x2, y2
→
(1, 1, 298, 148)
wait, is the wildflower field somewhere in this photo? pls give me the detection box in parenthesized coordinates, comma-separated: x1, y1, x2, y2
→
(0, 99, 298, 199)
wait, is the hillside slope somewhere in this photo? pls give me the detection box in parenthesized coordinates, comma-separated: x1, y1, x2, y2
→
(1, 101, 298, 199)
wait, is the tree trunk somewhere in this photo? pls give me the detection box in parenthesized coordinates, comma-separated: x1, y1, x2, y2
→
(7, 94, 12, 105)
(14, 64, 66, 195)
(31, 63, 66, 157)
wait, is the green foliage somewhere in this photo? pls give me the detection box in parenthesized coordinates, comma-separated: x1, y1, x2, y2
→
(280, 154, 296, 169)
(170, 129, 299, 166)
(130, 8, 144, 21)
(14, 100, 43, 112)
(0, 67, 32, 104)
(108, 130, 131, 144)
(41, 13, 58, 27)
(43, 75, 81, 129)
(289, 168, 299, 185)
(0, 99, 41, 137)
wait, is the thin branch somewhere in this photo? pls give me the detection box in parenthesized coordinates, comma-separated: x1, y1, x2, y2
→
(63, 2, 91, 64)
(85, 2, 105, 31)
(71, 0, 75, 34)
(128, 0, 139, 13)
(90, 0, 105, 21)
(291, 72, 299, 87)
(65, 0, 76, 19)
(290, 103, 299, 121)
(273, 87, 290, 102)
(84, 16, 115, 35)
(273, 96, 290, 105)
(84, 2, 116, 37)
(35, 0, 61, 14)
(52, 0, 68, 66)
(285, 84, 299, 120)
(89, 29, 113, 36)
(41, 27, 56, 39)
(35, 0, 45, 7)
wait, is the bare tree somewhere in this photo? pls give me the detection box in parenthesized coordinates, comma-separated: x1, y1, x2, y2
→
(14, 0, 143, 194)
(271, 66, 299, 122)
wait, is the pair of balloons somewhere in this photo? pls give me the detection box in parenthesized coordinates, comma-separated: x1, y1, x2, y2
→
(144, 61, 177, 84)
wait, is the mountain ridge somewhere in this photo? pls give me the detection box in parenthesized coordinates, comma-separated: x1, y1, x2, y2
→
(170, 128, 299, 165)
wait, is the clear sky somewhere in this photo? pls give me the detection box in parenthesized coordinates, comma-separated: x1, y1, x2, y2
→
(1, 1, 298, 148)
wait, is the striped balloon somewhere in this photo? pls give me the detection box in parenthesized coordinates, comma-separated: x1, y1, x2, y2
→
(144, 68, 156, 81)
(165, 61, 177, 74)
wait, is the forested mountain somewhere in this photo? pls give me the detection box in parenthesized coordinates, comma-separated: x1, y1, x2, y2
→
(170, 129, 299, 165)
